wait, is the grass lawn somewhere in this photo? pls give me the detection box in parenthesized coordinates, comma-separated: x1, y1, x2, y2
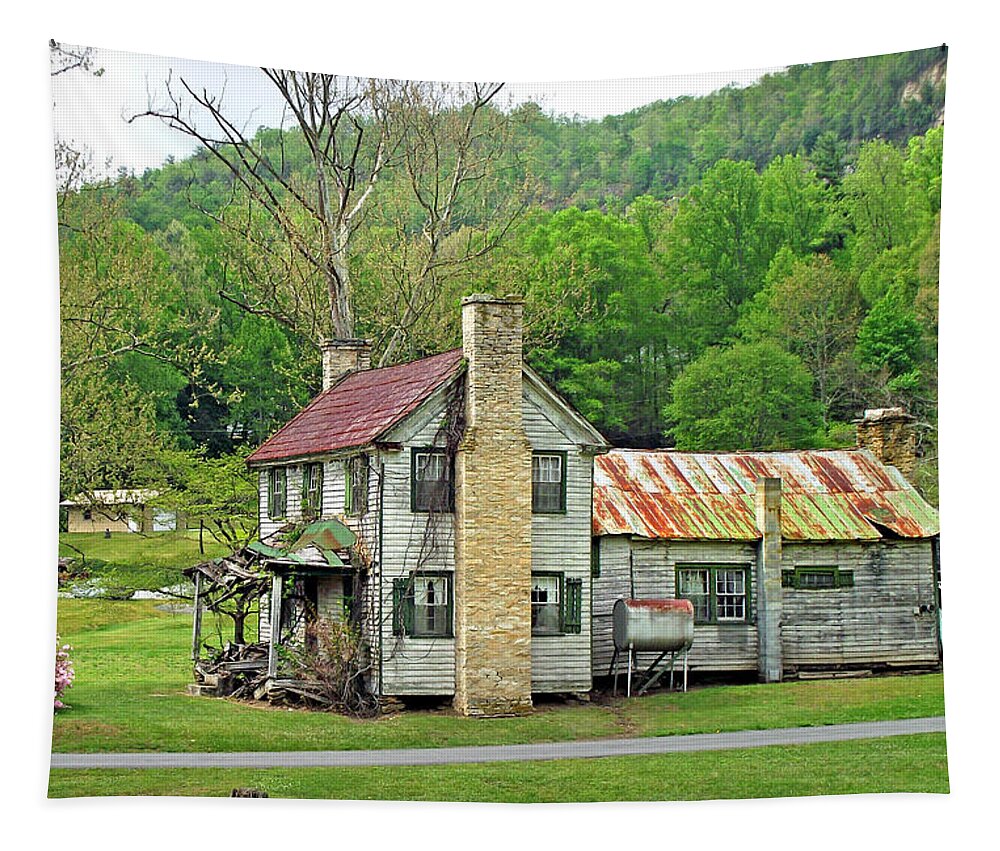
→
(58, 530, 229, 593)
(47, 733, 949, 800)
(52, 599, 947, 755)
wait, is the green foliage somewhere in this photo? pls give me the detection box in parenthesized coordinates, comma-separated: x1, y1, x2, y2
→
(665, 160, 775, 352)
(666, 342, 823, 450)
(739, 255, 864, 419)
(855, 283, 926, 390)
(157, 447, 259, 549)
(841, 139, 914, 273)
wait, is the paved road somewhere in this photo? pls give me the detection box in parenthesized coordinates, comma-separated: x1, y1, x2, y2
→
(50, 716, 945, 770)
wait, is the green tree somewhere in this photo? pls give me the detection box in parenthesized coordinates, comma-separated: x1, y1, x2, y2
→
(739, 255, 864, 420)
(666, 342, 822, 450)
(855, 283, 925, 397)
(841, 139, 913, 273)
(759, 154, 829, 254)
(664, 160, 773, 353)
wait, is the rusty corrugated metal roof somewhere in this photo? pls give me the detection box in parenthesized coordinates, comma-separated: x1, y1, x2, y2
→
(247, 349, 464, 464)
(594, 448, 939, 541)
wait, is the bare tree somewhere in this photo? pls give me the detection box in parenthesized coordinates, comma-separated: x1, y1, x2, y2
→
(132, 69, 526, 358)
(50, 40, 102, 77)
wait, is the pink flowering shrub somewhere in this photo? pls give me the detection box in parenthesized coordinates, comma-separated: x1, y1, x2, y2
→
(54, 637, 74, 711)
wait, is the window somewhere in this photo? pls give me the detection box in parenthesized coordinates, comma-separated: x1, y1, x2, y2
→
(532, 452, 566, 513)
(782, 567, 854, 590)
(344, 455, 369, 516)
(411, 449, 453, 512)
(302, 463, 323, 519)
(676, 566, 751, 624)
(392, 573, 452, 637)
(267, 468, 287, 520)
(531, 573, 583, 635)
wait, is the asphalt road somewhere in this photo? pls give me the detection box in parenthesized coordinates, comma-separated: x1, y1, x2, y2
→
(50, 716, 945, 769)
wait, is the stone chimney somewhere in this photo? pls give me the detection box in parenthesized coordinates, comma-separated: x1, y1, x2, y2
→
(856, 407, 917, 481)
(321, 339, 371, 390)
(453, 294, 533, 717)
(755, 477, 783, 683)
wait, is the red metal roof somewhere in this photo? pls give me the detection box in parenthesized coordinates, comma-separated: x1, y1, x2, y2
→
(247, 349, 464, 464)
(594, 448, 939, 541)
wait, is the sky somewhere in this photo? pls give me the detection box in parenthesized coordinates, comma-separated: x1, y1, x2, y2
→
(51, 44, 784, 177)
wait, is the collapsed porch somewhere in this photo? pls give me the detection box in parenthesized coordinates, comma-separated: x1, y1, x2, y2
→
(183, 518, 378, 715)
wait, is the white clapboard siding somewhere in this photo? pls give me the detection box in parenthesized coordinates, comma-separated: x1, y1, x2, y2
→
(378, 407, 457, 695)
(781, 540, 939, 668)
(524, 386, 593, 692)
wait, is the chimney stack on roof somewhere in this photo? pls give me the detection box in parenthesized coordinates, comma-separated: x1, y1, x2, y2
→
(856, 407, 917, 481)
(321, 339, 371, 390)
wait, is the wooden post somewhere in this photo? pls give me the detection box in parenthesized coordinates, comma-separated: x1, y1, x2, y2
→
(191, 571, 203, 662)
(267, 574, 284, 680)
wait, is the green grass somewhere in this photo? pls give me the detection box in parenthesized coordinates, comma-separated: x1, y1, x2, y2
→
(52, 599, 947, 755)
(47, 733, 949, 800)
(59, 530, 229, 593)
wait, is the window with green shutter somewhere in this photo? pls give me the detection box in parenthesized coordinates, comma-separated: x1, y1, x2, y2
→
(344, 455, 369, 516)
(781, 566, 854, 590)
(267, 468, 287, 520)
(392, 573, 452, 637)
(302, 463, 323, 519)
(530, 572, 582, 635)
(676, 565, 752, 624)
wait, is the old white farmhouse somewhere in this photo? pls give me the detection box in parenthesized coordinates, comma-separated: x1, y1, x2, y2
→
(244, 295, 607, 716)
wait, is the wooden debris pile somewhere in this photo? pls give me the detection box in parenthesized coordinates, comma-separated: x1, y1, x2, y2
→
(191, 642, 269, 699)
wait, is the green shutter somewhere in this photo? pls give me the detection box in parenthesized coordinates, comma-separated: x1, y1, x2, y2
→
(392, 578, 414, 636)
(782, 569, 795, 588)
(839, 570, 854, 588)
(591, 541, 601, 578)
(564, 577, 583, 634)
(343, 460, 353, 514)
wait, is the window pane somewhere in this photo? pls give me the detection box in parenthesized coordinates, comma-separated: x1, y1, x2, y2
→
(678, 569, 711, 622)
(800, 570, 837, 589)
(414, 577, 449, 636)
(414, 452, 451, 511)
(531, 575, 561, 632)
(716, 569, 746, 621)
(532, 455, 564, 511)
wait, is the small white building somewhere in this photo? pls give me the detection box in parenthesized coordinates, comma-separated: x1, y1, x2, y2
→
(59, 489, 173, 533)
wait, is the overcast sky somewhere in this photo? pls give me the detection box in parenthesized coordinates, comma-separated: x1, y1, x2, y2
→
(51, 44, 784, 177)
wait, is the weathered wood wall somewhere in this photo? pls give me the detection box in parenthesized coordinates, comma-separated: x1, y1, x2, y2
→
(781, 540, 939, 669)
(592, 538, 758, 674)
(592, 535, 940, 676)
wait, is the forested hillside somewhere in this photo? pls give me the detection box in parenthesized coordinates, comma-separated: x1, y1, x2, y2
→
(57, 46, 946, 518)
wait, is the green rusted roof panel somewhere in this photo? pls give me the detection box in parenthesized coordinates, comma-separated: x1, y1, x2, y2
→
(594, 448, 939, 541)
(293, 518, 357, 551)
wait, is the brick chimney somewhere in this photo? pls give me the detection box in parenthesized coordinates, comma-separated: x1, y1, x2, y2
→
(856, 407, 917, 481)
(453, 294, 533, 717)
(321, 339, 371, 390)
(755, 477, 783, 683)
